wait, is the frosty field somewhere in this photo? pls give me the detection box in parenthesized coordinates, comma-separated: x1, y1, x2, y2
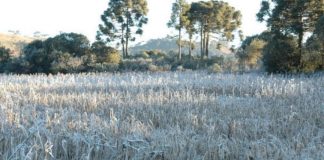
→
(0, 72, 323, 160)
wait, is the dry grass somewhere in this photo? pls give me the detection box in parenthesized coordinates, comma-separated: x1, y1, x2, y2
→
(0, 33, 35, 56)
(0, 72, 323, 160)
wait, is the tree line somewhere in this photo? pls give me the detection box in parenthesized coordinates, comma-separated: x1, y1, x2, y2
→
(238, 0, 323, 73)
(0, 0, 323, 74)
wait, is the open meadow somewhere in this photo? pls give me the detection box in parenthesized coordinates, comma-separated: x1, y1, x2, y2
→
(0, 71, 324, 160)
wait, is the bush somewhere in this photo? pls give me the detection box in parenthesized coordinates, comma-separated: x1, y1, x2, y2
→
(106, 51, 121, 64)
(222, 56, 239, 73)
(91, 41, 120, 64)
(148, 64, 159, 72)
(305, 16, 324, 71)
(120, 58, 152, 71)
(301, 51, 322, 73)
(144, 50, 167, 59)
(22, 33, 92, 74)
(208, 63, 223, 73)
(50, 51, 85, 74)
(0, 46, 12, 73)
(262, 34, 300, 73)
(182, 58, 199, 70)
(136, 52, 150, 59)
(1, 58, 30, 74)
(45, 32, 91, 57)
(87, 63, 119, 72)
(0, 46, 11, 62)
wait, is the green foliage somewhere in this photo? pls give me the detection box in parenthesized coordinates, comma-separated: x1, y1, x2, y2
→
(46, 33, 90, 57)
(106, 50, 121, 64)
(147, 63, 171, 72)
(0, 46, 12, 72)
(314, 15, 324, 42)
(301, 51, 323, 73)
(168, 0, 190, 60)
(257, 0, 324, 68)
(222, 56, 239, 73)
(143, 50, 167, 59)
(120, 58, 152, 71)
(168, 0, 190, 30)
(22, 33, 92, 74)
(184, 11, 196, 58)
(91, 41, 121, 64)
(98, 0, 149, 57)
(238, 38, 266, 69)
(208, 63, 223, 73)
(23, 40, 50, 73)
(136, 52, 150, 59)
(50, 51, 85, 74)
(306, 15, 324, 53)
(181, 57, 200, 70)
(119, 50, 173, 72)
(0, 46, 11, 62)
(189, 0, 242, 58)
(304, 16, 324, 71)
(87, 63, 119, 72)
(257, 0, 323, 34)
(1, 58, 29, 74)
(262, 34, 300, 73)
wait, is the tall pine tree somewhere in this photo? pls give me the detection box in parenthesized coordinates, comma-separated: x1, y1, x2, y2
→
(168, 0, 190, 60)
(97, 0, 149, 58)
(189, 1, 242, 59)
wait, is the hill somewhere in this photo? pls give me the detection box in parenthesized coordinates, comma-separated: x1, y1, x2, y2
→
(129, 37, 233, 57)
(0, 33, 36, 56)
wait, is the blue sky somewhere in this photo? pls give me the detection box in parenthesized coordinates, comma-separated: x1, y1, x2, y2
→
(0, 0, 266, 45)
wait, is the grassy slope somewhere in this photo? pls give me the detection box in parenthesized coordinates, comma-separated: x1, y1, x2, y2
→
(130, 37, 233, 57)
(0, 33, 36, 56)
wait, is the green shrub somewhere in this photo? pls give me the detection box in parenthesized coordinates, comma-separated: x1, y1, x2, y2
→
(222, 56, 239, 73)
(148, 64, 159, 72)
(262, 34, 299, 73)
(182, 58, 199, 70)
(120, 58, 152, 71)
(0, 46, 11, 63)
(137, 52, 150, 59)
(106, 51, 121, 64)
(91, 41, 121, 64)
(87, 63, 119, 72)
(301, 51, 322, 73)
(50, 51, 86, 73)
(145, 50, 167, 59)
(208, 63, 223, 73)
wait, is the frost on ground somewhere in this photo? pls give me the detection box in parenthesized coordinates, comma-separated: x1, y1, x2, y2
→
(0, 72, 323, 160)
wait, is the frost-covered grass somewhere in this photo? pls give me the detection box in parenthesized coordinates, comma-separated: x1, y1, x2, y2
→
(0, 72, 323, 160)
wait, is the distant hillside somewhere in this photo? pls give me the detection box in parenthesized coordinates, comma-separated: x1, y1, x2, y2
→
(129, 37, 233, 57)
(0, 33, 36, 56)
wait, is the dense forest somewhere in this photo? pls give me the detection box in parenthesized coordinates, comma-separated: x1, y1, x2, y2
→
(0, 0, 323, 74)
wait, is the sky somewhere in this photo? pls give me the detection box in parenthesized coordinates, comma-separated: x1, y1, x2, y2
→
(0, 0, 267, 45)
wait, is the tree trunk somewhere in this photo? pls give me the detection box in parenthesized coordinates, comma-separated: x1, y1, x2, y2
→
(298, 31, 303, 68)
(202, 31, 206, 59)
(200, 24, 204, 59)
(121, 29, 125, 58)
(297, 13, 304, 70)
(125, 36, 129, 58)
(125, 11, 130, 58)
(321, 54, 324, 69)
(189, 37, 192, 58)
(178, 28, 182, 60)
(205, 33, 210, 58)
